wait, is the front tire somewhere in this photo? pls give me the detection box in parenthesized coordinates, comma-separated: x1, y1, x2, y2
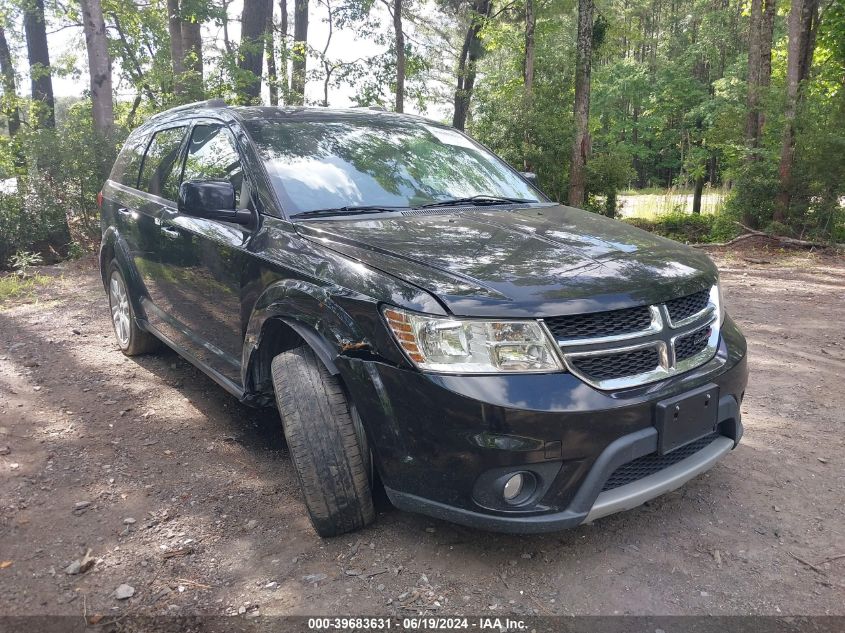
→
(107, 260, 159, 356)
(271, 346, 375, 537)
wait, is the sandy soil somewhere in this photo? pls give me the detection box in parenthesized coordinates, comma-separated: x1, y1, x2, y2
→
(1, 244, 843, 621)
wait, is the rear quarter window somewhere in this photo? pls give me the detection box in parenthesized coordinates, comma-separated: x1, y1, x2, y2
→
(109, 132, 150, 188)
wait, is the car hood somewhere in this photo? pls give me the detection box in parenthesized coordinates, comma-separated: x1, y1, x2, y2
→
(294, 205, 718, 317)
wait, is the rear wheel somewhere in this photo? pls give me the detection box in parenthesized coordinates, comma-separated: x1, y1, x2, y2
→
(271, 346, 375, 537)
(107, 261, 159, 356)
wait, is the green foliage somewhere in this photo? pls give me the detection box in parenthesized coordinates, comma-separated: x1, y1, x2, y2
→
(9, 250, 42, 275)
(0, 188, 62, 269)
(586, 150, 635, 217)
(466, 0, 843, 239)
(0, 269, 50, 304)
(0, 99, 125, 269)
(722, 159, 779, 229)
(469, 2, 575, 202)
(67, 241, 86, 260)
(709, 208, 743, 243)
(625, 210, 722, 244)
(2, 0, 843, 267)
(102, 0, 174, 107)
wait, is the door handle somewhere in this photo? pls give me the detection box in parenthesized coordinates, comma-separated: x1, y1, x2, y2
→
(161, 226, 180, 238)
(117, 207, 132, 216)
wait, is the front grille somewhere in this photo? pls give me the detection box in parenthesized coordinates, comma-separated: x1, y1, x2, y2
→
(551, 287, 717, 389)
(570, 346, 659, 381)
(544, 305, 652, 341)
(666, 289, 710, 323)
(675, 325, 711, 362)
(601, 432, 721, 492)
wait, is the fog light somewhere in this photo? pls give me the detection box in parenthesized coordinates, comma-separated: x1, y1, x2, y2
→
(503, 473, 524, 501)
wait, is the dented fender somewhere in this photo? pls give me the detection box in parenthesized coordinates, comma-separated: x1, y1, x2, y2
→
(241, 279, 376, 387)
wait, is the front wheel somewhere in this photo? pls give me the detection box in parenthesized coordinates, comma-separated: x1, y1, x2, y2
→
(107, 261, 159, 356)
(271, 346, 375, 537)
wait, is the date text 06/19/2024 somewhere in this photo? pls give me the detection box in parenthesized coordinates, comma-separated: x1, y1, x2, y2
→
(307, 617, 529, 631)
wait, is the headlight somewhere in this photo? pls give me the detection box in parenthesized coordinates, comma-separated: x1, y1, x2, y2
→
(382, 307, 564, 374)
(710, 283, 725, 325)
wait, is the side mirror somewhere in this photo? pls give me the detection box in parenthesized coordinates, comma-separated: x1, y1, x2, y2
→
(178, 180, 252, 225)
(520, 171, 539, 188)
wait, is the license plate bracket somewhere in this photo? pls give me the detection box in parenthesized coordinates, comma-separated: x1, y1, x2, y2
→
(655, 384, 720, 455)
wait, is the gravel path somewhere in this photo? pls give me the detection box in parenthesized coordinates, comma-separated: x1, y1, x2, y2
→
(1, 249, 843, 619)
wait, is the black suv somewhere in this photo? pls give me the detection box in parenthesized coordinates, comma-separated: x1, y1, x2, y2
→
(99, 100, 747, 536)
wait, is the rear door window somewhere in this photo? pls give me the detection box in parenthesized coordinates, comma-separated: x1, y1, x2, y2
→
(139, 126, 188, 200)
(182, 124, 245, 208)
(109, 132, 150, 188)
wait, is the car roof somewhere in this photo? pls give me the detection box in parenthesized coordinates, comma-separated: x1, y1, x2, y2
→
(144, 101, 441, 130)
(230, 105, 436, 125)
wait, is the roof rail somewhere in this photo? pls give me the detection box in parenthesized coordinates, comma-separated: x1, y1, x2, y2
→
(152, 98, 227, 118)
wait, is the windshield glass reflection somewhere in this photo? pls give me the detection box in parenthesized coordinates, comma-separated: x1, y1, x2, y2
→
(244, 118, 540, 215)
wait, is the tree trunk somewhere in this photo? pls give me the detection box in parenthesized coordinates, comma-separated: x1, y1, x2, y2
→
(23, 0, 55, 128)
(523, 0, 535, 96)
(774, 0, 819, 222)
(568, 0, 594, 208)
(692, 174, 705, 214)
(745, 0, 776, 154)
(393, 0, 405, 113)
(222, 0, 233, 54)
(279, 0, 290, 103)
(240, 0, 272, 103)
(80, 0, 114, 136)
(0, 25, 21, 139)
(744, 0, 763, 148)
(266, 5, 278, 105)
(181, 17, 204, 98)
(167, 0, 185, 96)
(452, 0, 492, 131)
(632, 104, 644, 186)
(760, 0, 776, 87)
(523, 0, 535, 170)
(290, 0, 309, 105)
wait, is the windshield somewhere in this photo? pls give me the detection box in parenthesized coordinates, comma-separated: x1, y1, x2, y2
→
(243, 117, 541, 216)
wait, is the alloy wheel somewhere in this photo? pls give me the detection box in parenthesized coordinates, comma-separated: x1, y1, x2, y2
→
(109, 271, 131, 348)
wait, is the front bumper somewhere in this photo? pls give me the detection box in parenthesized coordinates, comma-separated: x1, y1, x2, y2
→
(340, 316, 748, 533)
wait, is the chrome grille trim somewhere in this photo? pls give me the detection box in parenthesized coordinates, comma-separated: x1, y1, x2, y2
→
(667, 304, 715, 329)
(541, 287, 721, 390)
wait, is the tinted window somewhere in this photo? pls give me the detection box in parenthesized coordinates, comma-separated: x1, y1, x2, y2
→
(244, 119, 540, 215)
(110, 132, 150, 187)
(139, 126, 187, 200)
(182, 124, 244, 208)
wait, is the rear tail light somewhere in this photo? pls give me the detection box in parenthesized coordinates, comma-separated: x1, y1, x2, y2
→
(97, 191, 103, 208)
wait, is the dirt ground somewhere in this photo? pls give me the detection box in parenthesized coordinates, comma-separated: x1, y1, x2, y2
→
(1, 243, 843, 621)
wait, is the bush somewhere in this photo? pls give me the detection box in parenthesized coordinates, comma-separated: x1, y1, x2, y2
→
(0, 189, 69, 268)
(722, 160, 779, 229)
(0, 99, 125, 269)
(625, 210, 722, 243)
(709, 208, 743, 243)
(586, 151, 635, 218)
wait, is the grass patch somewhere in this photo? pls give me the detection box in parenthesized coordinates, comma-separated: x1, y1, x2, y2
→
(620, 186, 696, 196)
(624, 210, 740, 244)
(0, 273, 52, 306)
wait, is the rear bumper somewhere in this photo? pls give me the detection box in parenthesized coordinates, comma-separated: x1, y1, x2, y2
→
(340, 316, 748, 533)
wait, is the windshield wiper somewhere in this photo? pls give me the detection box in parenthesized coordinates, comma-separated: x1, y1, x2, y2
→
(293, 205, 408, 218)
(417, 195, 537, 209)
